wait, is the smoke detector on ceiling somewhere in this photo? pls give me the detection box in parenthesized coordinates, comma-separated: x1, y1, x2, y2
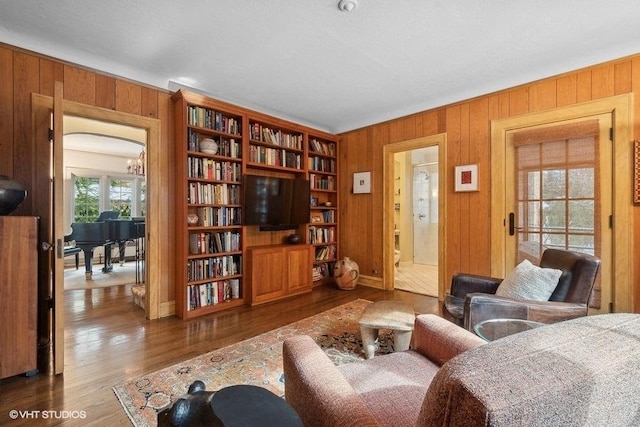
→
(338, 0, 358, 13)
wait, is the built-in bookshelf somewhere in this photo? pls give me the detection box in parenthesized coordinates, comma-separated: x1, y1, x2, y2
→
(173, 91, 246, 319)
(174, 90, 339, 318)
(308, 136, 339, 285)
(247, 120, 304, 171)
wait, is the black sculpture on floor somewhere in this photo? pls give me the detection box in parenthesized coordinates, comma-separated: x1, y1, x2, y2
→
(158, 380, 303, 427)
(158, 380, 222, 427)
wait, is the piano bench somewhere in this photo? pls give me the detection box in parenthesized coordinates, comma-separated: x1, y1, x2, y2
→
(64, 247, 82, 269)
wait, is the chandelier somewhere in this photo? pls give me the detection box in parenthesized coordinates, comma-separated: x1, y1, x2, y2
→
(127, 149, 145, 176)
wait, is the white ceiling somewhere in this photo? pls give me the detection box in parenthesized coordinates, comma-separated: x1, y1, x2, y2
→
(2, 1, 640, 134)
(64, 116, 146, 157)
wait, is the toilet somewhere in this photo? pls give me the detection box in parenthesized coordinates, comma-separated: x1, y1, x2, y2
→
(394, 250, 401, 268)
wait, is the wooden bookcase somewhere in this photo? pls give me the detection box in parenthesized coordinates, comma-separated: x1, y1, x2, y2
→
(173, 91, 246, 319)
(173, 90, 339, 318)
(308, 136, 339, 285)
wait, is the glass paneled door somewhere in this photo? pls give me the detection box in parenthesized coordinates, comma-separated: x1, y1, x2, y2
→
(412, 163, 438, 265)
(506, 116, 613, 312)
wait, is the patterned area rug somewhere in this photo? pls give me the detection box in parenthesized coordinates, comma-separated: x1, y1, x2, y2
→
(113, 299, 394, 427)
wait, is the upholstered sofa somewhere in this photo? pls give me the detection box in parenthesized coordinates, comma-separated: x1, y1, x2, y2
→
(283, 312, 640, 427)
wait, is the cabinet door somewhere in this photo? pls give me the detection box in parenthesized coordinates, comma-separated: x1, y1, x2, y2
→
(250, 247, 286, 305)
(0, 217, 38, 379)
(287, 245, 312, 295)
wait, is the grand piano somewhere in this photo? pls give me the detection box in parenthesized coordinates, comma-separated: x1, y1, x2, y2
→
(65, 211, 145, 279)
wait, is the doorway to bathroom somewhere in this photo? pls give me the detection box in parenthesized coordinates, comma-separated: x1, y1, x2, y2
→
(393, 147, 439, 297)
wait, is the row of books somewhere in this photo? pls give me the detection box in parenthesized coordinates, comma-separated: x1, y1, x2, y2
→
(308, 226, 335, 244)
(308, 156, 336, 173)
(309, 139, 336, 157)
(320, 210, 336, 223)
(187, 157, 242, 182)
(189, 231, 241, 255)
(312, 262, 335, 281)
(315, 245, 337, 262)
(248, 146, 302, 169)
(188, 183, 240, 205)
(187, 130, 242, 158)
(309, 174, 335, 190)
(187, 106, 241, 135)
(186, 279, 241, 311)
(195, 207, 241, 227)
(249, 123, 303, 149)
(187, 255, 242, 281)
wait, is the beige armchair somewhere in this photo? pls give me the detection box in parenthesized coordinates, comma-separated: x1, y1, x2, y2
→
(282, 313, 640, 427)
(443, 248, 600, 331)
(283, 314, 485, 427)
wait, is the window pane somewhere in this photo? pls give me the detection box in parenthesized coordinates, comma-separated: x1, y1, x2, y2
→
(527, 170, 540, 199)
(568, 200, 594, 233)
(74, 177, 100, 222)
(542, 200, 565, 231)
(568, 234, 594, 255)
(140, 180, 146, 217)
(542, 233, 566, 250)
(568, 168, 594, 199)
(110, 178, 133, 219)
(526, 201, 540, 230)
(541, 169, 565, 199)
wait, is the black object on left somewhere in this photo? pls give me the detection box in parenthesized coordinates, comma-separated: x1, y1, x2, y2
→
(0, 175, 27, 215)
(158, 382, 303, 427)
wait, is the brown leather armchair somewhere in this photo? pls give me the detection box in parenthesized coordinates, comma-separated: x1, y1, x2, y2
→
(444, 248, 601, 332)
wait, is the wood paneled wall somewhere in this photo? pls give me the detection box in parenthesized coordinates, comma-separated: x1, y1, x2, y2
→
(339, 54, 640, 312)
(2, 41, 639, 313)
(0, 43, 175, 305)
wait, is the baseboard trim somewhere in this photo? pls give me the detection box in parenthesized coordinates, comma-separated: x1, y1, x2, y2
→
(358, 275, 384, 289)
(159, 301, 175, 318)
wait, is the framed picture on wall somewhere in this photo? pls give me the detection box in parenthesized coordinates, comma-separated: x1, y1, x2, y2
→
(454, 164, 478, 192)
(353, 171, 371, 194)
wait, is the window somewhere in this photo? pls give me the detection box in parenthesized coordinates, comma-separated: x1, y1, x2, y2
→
(74, 177, 101, 223)
(110, 178, 133, 219)
(71, 174, 145, 223)
(514, 121, 599, 263)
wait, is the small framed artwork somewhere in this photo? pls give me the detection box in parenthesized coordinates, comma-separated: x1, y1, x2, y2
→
(310, 196, 318, 207)
(353, 171, 371, 194)
(634, 141, 640, 204)
(311, 214, 323, 223)
(454, 164, 479, 192)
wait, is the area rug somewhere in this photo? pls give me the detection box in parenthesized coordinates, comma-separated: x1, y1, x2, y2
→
(64, 261, 138, 290)
(113, 299, 393, 427)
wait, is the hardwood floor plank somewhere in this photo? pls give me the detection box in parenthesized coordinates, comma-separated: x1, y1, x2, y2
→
(0, 284, 441, 426)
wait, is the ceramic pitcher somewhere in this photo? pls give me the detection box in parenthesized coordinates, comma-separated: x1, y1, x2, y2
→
(334, 257, 359, 290)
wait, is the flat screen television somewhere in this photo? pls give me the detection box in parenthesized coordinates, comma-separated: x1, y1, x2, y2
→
(243, 175, 310, 231)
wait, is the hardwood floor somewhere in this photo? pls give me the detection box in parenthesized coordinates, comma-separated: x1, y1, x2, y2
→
(394, 262, 439, 297)
(0, 284, 441, 426)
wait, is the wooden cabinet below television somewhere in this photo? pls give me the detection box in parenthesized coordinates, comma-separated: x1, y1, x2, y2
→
(0, 216, 38, 379)
(248, 244, 312, 306)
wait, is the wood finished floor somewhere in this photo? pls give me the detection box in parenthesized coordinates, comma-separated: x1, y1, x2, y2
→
(394, 262, 438, 297)
(0, 284, 442, 426)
